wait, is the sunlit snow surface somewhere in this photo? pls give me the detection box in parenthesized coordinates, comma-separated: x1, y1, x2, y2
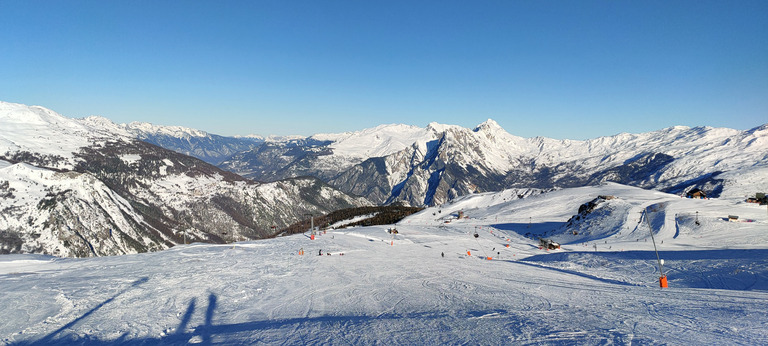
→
(0, 102, 133, 170)
(2, 184, 768, 345)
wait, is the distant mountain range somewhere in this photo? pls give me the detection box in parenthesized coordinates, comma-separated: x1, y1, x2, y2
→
(220, 119, 768, 206)
(78, 117, 264, 165)
(0, 101, 367, 257)
(2, 100, 766, 257)
(117, 117, 768, 207)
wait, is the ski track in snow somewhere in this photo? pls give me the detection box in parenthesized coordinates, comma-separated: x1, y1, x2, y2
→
(2, 183, 768, 344)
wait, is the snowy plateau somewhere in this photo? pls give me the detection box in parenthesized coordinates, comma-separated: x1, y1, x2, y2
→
(1, 100, 768, 345)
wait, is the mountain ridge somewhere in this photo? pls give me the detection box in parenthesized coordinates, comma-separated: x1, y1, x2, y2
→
(219, 119, 767, 206)
(2, 100, 765, 258)
(0, 101, 369, 257)
(72, 101, 761, 207)
(37, 101, 764, 207)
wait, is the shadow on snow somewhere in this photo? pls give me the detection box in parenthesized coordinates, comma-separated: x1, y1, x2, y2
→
(523, 248, 768, 262)
(13, 283, 536, 345)
(491, 222, 566, 237)
(520, 249, 768, 291)
(14, 249, 768, 345)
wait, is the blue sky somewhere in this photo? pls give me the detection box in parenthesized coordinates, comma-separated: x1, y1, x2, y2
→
(1, 1, 766, 139)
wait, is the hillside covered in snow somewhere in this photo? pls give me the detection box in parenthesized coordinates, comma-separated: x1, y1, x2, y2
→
(1, 183, 767, 344)
(0, 101, 368, 257)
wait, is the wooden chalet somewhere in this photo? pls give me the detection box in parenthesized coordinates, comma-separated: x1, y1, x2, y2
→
(686, 188, 707, 199)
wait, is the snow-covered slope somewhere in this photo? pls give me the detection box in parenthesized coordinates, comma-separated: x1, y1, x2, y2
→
(405, 182, 768, 289)
(0, 161, 159, 257)
(314, 123, 434, 159)
(2, 183, 767, 344)
(0, 101, 369, 257)
(0, 102, 132, 170)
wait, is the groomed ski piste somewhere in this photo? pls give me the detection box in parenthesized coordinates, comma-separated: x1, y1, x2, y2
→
(2, 183, 768, 345)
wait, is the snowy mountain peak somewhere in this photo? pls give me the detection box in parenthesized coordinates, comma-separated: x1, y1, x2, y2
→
(125, 121, 209, 138)
(0, 101, 72, 126)
(425, 121, 462, 135)
(80, 115, 116, 126)
(473, 118, 502, 132)
(262, 134, 306, 142)
(0, 102, 133, 169)
(312, 123, 430, 159)
(234, 134, 266, 141)
(79, 116, 133, 137)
